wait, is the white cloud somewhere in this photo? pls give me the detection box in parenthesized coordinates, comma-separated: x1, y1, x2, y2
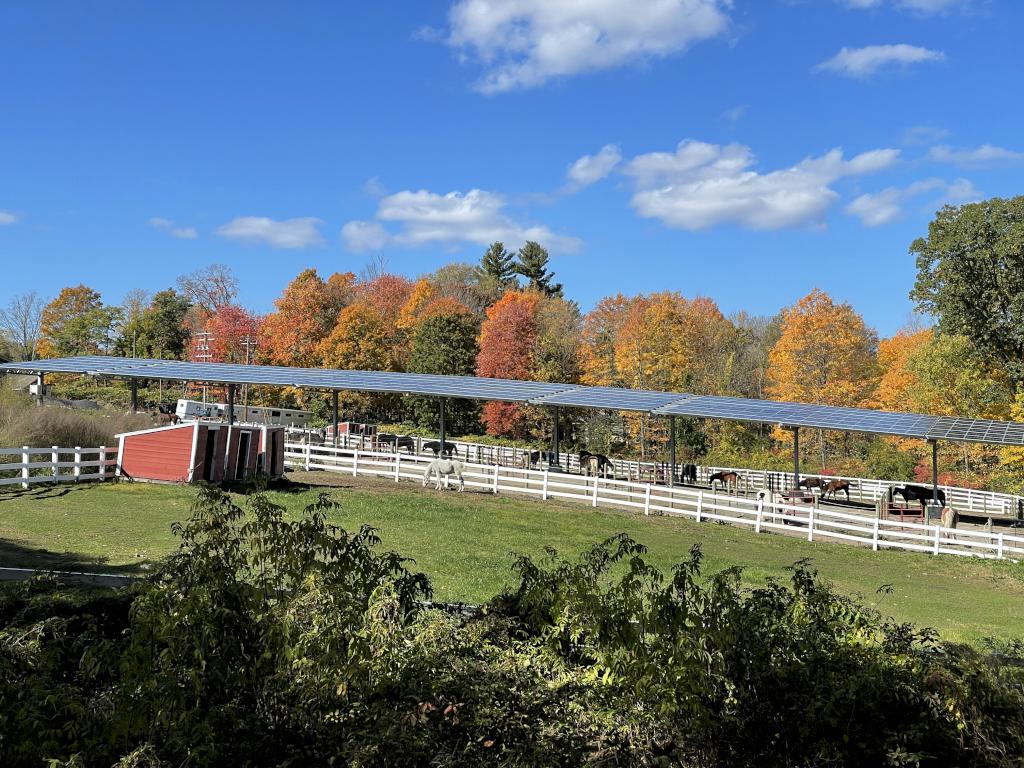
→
(816, 44, 944, 78)
(620, 139, 900, 230)
(845, 177, 979, 226)
(441, 0, 731, 93)
(216, 216, 325, 249)
(0, 211, 17, 226)
(928, 144, 1024, 167)
(149, 216, 198, 240)
(343, 188, 581, 253)
(840, 0, 967, 13)
(902, 125, 949, 146)
(565, 144, 622, 191)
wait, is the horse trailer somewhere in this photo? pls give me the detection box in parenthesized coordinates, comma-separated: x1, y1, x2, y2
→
(175, 399, 312, 427)
(116, 422, 286, 484)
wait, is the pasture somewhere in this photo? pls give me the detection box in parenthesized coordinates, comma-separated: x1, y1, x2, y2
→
(1, 471, 1022, 643)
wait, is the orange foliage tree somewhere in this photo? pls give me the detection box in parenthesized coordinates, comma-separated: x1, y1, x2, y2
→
(259, 269, 353, 367)
(476, 291, 541, 437)
(318, 303, 394, 372)
(198, 305, 262, 364)
(767, 289, 879, 467)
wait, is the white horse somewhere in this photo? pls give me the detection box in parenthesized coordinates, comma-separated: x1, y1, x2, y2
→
(422, 458, 465, 491)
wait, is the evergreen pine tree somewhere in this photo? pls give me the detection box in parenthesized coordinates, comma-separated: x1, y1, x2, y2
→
(514, 241, 563, 297)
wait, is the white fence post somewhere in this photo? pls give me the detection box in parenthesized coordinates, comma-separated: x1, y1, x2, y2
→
(591, 475, 599, 507)
(352, 449, 359, 477)
(304, 442, 311, 471)
(51, 446, 59, 483)
(644, 483, 651, 516)
(21, 446, 30, 489)
(807, 504, 815, 542)
(755, 497, 763, 534)
(492, 464, 499, 495)
(542, 469, 549, 501)
(98, 446, 107, 480)
(74, 446, 82, 482)
(997, 532, 1005, 560)
(696, 491, 703, 523)
(872, 516, 880, 551)
(933, 525, 941, 556)
(394, 453, 400, 482)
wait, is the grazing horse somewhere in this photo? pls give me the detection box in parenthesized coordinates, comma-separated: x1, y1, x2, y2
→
(581, 453, 614, 477)
(710, 470, 740, 493)
(422, 458, 465, 491)
(378, 433, 416, 454)
(522, 450, 557, 469)
(423, 440, 453, 458)
(798, 477, 826, 491)
(893, 484, 946, 512)
(822, 479, 851, 501)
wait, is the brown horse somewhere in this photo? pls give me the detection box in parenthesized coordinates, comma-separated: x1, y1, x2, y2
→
(581, 453, 614, 477)
(710, 470, 740, 492)
(821, 479, 850, 501)
(152, 411, 179, 426)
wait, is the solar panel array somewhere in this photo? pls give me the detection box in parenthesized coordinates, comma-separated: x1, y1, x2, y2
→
(4, 356, 1024, 446)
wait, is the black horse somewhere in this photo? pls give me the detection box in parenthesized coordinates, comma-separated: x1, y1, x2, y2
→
(423, 440, 454, 458)
(892, 484, 946, 512)
(798, 477, 826, 490)
(377, 433, 415, 454)
(523, 450, 558, 468)
(677, 463, 698, 484)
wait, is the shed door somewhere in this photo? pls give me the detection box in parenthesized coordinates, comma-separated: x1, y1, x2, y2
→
(235, 431, 251, 480)
(202, 431, 217, 481)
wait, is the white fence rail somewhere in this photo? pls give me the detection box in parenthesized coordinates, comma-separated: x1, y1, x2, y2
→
(0, 446, 117, 489)
(298, 431, 1024, 519)
(284, 442, 1024, 562)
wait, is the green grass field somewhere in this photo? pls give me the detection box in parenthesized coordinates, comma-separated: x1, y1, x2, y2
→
(2, 471, 1023, 643)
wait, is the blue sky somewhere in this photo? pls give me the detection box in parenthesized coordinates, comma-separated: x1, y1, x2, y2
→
(1, 0, 1021, 337)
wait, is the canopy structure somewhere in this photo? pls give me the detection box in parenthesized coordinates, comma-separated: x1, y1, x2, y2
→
(4, 355, 1024, 447)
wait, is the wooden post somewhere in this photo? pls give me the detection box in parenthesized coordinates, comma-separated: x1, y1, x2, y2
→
(98, 446, 107, 480)
(21, 446, 30, 489)
(696, 490, 703, 523)
(997, 532, 1005, 559)
(807, 504, 815, 542)
(74, 446, 82, 482)
(542, 468, 549, 500)
(592, 475, 599, 507)
(52, 446, 59, 483)
(492, 464, 499, 495)
(304, 442, 311, 471)
(644, 483, 651, 515)
(872, 516, 880, 551)
(352, 449, 359, 477)
(933, 525, 941, 556)
(755, 497, 764, 533)
(394, 453, 400, 482)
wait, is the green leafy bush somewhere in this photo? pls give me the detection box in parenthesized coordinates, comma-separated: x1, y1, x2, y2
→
(2, 487, 1023, 766)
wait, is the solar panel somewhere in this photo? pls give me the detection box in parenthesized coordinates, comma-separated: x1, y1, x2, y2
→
(5, 356, 1024, 446)
(530, 386, 693, 413)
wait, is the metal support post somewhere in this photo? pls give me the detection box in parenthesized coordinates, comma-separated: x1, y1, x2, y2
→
(669, 416, 677, 488)
(439, 398, 446, 456)
(227, 384, 236, 426)
(552, 406, 560, 468)
(130, 379, 138, 413)
(332, 390, 339, 447)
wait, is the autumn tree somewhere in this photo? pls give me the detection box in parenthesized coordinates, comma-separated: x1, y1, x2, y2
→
(260, 269, 353, 366)
(318, 303, 393, 372)
(195, 305, 261, 364)
(407, 308, 480, 433)
(911, 196, 1024, 385)
(767, 289, 879, 467)
(476, 291, 541, 437)
(0, 291, 44, 361)
(38, 285, 121, 357)
(514, 241, 562, 297)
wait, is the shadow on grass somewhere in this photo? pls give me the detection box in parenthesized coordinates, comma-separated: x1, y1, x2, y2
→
(0, 536, 152, 577)
(0, 483, 92, 503)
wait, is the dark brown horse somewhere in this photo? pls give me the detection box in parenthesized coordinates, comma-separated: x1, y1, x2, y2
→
(152, 410, 179, 426)
(893, 484, 946, 512)
(798, 477, 826, 490)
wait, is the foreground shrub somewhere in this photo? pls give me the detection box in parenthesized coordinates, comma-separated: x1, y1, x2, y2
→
(1, 487, 1023, 766)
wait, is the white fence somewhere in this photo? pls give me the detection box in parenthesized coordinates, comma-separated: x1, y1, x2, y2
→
(284, 442, 1024, 562)
(0, 446, 117, 489)
(302, 432, 1024, 519)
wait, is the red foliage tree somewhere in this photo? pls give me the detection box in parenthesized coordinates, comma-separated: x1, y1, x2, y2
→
(476, 291, 540, 436)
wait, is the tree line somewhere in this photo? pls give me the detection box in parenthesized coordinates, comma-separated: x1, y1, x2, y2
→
(3, 197, 1024, 492)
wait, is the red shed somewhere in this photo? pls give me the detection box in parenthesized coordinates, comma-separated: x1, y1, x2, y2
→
(116, 422, 285, 484)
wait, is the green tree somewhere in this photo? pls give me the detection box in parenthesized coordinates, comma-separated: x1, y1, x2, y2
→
(514, 241, 563, 297)
(910, 196, 1024, 384)
(478, 241, 517, 288)
(39, 285, 121, 357)
(117, 289, 192, 358)
(407, 311, 480, 433)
